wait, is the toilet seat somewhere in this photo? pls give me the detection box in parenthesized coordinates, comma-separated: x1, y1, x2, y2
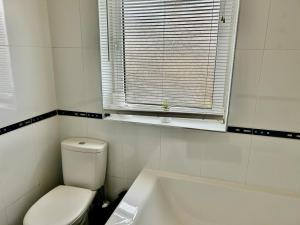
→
(23, 185, 96, 225)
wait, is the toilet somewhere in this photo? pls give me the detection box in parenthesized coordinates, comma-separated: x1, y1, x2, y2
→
(23, 138, 107, 225)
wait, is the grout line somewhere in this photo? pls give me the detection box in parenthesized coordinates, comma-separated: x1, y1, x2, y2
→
(244, 134, 254, 185)
(251, 0, 273, 132)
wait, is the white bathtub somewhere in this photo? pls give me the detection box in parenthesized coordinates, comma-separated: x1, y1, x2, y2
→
(106, 169, 300, 225)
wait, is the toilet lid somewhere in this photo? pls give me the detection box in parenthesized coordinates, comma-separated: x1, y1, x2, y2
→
(23, 185, 95, 225)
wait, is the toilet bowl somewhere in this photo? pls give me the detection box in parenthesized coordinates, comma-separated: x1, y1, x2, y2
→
(23, 138, 108, 225)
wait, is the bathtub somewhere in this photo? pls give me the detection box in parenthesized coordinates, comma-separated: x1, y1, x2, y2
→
(106, 169, 300, 225)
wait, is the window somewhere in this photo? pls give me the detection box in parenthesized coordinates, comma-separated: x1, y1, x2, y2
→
(99, 0, 239, 130)
(0, 0, 15, 109)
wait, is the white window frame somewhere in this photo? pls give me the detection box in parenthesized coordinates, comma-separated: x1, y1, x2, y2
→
(98, 0, 240, 131)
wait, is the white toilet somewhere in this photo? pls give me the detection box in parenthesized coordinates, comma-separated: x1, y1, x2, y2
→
(23, 138, 108, 225)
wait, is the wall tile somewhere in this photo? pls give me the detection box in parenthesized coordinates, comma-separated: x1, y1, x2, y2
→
(254, 50, 300, 131)
(236, 0, 270, 49)
(47, 0, 82, 47)
(0, 126, 38, 206)
(199, 132, 251, 183)
(87, 119, 124, 178)
(4, 0, 51, 47)
(105, 176, 126, 201)
(6, 186, 40, 225)
(32, 117, 62, 195)
(266, 0, 300, 50)
(120, 123, 160, 180)
(0, 47, 56, 127)
(82, 49, 102, 113)
(254, 97, 300, 132)
(59, 116, 88, 141)
(258, 50, 300, 99)
(247, 136, 300, 193)
(228, 95, 257, 128)
(160, 127, 201, 177)
(10, 47, 57, 112)
(228, 50, 263, 127)
(53, 48, 87, 112)
(79, 0, 99, 49)
(0, 209, 8, 225)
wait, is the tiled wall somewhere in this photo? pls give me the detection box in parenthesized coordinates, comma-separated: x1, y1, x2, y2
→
(47, 0, 102, 114)
(0, 0, 61, 224)
(49, 0, 300, 200)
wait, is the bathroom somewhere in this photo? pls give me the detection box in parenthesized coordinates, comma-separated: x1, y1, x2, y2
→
(0, 0, 300, 224)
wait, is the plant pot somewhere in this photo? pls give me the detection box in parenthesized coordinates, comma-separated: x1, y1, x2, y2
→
(160, 117, 171, 123)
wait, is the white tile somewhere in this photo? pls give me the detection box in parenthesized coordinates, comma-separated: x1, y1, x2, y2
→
(32, 117, 62, 195)
(236, 0, 270, 49)
(228, 50, 263, 127)
(0, 126, 39, 206)
(247, 136, 300, 193)
(47, 0, 82, 47)
(59, 116, 88, 141)
(199, 132, 251, 183)
(124, 178, 135, 191)
(4, 0, 51, 47)
(79, 0, 99, 49)
(231, 50, 263, 96)
(53, 48, 87, 112)
(228, 95, 257, 128)
(82, 49, 102, 113)
(87, 119, 124, 178)
(0, 182, 4, 211)
(160, 127, 201, 177)
(6, 186, 40, 225)
(0, 209, 8, 225)
(258, 50, 300, 99)
(254, 50, 300, 131)
(105, 176, 126, 201)
(10, 47, 57, 112)
(121, 123, 160, 179)
(254, 97, 300, 132)
(266, 0, 300, 50)
(0, 47, 56, 127)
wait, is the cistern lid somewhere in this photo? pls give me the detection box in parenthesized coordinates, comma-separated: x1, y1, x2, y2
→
(62, 137, 107, 153)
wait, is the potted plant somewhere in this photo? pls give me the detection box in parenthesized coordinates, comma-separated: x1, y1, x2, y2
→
(161, 99, 171, 123)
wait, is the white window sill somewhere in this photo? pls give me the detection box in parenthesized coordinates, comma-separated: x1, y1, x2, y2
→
(105, 114, 227, 132)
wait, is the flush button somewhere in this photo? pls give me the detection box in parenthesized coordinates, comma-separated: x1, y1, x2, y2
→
(79, 141, 86, 145)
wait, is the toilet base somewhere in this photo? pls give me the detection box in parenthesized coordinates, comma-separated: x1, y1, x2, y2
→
(72, 210, 89, 225)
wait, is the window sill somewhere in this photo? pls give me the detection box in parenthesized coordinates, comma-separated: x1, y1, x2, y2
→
(105, 114, 226, 132)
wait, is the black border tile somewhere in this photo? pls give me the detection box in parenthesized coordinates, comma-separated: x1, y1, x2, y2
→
(31, 110, 57, 123)
(253, 128, 300, 140)
(57, 110, 87, 118)
(1, 110, 300, 141)
(57, 110, 108, 119)
(0, 110, 57, 136)
(227, 126, 253, 135)
(228, 126, 300, 140)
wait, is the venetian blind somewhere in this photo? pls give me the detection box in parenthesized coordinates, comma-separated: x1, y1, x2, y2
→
(0, 0, 14, 108)
(99, 0, 238, 119)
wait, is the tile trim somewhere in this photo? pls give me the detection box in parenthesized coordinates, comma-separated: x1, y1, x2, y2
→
(0, 110, 57, 136)
(57, 110, 105, 119)
(228, 126, 300, 140)
(1, 110, 299, 140)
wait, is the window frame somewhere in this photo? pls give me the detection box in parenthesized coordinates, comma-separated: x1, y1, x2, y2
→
(98, 0, 240, 131)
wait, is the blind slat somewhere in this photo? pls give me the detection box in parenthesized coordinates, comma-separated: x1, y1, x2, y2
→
(99, 0, 238, 116)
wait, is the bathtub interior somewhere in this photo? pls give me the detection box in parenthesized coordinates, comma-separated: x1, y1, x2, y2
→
(107, 170, 300, 225)
(157, 176, 300, 225)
